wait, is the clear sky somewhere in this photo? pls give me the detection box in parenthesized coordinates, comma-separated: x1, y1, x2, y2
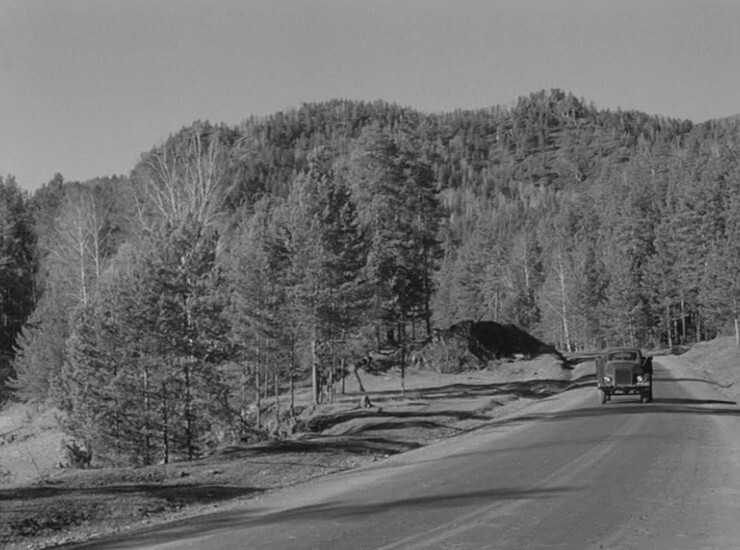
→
(1, 0, 739, 191)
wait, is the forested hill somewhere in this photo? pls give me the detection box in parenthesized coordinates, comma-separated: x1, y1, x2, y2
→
(2, 89, 739, 465)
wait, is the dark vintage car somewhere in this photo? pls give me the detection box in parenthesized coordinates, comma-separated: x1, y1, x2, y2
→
(595, 348, 653, 404)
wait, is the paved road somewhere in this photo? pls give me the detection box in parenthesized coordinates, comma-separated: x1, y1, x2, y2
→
(68, 357, 740, 550)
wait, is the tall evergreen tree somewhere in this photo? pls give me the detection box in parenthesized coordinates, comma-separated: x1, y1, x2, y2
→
(223, 197, 296, 431)
(284, 147, 370, 404)
(62, 218, 232, 465)
(348, 127, 442, 343)
(0, 175, 36, 399)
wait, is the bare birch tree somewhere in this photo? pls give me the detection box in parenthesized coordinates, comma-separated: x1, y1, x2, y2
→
(45, 184, 115, 309)
(132, 122, 239, 231)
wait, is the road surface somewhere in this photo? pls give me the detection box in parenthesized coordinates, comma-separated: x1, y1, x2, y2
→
(66, 357, 740, 550)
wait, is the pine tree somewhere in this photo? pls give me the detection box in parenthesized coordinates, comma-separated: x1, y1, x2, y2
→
(0, 175, 36, 399)
(143, 218, 231, 460)
(61, 218, 232, 465)
(704, 179, 740, 345)
(285, 147, 370, 404)
(11, 294, 68, 403)
(347, 127, 441, 341)
(599, 154, 659, 347)
(223, 197, 295, 432)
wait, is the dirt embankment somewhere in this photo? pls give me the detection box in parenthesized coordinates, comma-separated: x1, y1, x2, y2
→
(670, 336, 740, 401)
(1, 353, 579, 550)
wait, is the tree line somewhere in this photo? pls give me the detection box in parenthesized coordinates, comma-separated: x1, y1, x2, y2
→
(2, 90, 739, 465)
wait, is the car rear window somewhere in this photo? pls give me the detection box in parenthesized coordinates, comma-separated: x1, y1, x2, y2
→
(608, 351, 638, 361)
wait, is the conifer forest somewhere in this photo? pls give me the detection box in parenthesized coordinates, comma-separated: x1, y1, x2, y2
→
(2, 90, 740, 465)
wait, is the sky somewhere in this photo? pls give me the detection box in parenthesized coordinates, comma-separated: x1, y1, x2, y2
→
(1, 0, 739, 192)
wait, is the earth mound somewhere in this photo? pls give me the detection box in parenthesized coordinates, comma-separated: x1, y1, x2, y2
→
(420, 320, 564, 372)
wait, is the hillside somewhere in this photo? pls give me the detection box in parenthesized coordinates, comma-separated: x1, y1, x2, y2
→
(3, 89, 740, 473)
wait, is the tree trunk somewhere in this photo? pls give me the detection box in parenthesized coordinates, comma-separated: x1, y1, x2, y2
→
(183, 361, 194, 460)
(289, 341, 296, 420)
(494, 288, 500, 322)
(78, 234, 88, 306)
(673, 318, 679, 347)
(423, 248, 433, 338)
(556, 256, 572, 353)
(255, 367, 262, 431)
(142, 366, 151, 464)
(327, 356, 335, 404)
(161, 381, 170, 465)
(353, 363, 367, 393)
(696, 312, 702, 343)
(399, 320, 406, 397)
(241, 362, 251, 427)
(273, 370, 280, 432)
(311, 336, 319, 405)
